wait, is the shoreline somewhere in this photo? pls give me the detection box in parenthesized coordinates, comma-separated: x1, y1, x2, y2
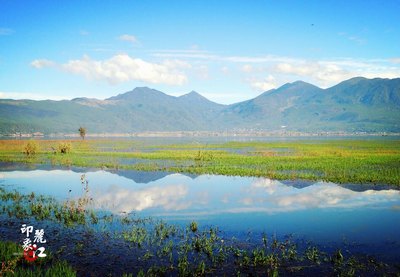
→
(1, 131, 399, 139)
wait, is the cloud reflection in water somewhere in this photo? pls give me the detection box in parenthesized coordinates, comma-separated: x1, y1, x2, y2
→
(93, 184, 189, 213)
(89, 176, 400, 216)
(239, 178, 400, 213)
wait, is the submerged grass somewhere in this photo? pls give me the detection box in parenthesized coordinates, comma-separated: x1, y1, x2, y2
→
(0, 240, 76, 277)
(3, 138, 398, 185)
(0, 175, 94, 226)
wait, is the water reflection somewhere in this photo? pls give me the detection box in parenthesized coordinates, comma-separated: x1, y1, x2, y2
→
(1, 168, 400, 244)
(0, 162, 198, 184)
(90, 176, 400, 215)
(94, 184, 189, 212)
(1, 169, 399, 216)
(239, 179, 400, 213)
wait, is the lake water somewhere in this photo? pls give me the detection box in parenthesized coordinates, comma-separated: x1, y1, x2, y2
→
(1, 166, 400, 262)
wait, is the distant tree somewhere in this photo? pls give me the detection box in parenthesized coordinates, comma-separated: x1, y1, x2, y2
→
(78, 127, 86, 140)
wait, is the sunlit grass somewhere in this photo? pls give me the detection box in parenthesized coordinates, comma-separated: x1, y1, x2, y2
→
(0, 139, 399, 185)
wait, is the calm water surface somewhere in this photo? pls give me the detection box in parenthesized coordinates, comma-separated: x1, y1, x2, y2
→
(1, 168, 400, 251)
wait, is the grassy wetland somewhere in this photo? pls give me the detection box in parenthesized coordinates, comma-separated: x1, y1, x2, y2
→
(0, 138, 399, 185)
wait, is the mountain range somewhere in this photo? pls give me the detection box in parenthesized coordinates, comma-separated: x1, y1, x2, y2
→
(1, 77, 399, 134)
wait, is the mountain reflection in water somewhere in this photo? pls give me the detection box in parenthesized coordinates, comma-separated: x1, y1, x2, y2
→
(1, 168, 400, 245)
(1, 168, 399, 216)
(88, 175, 400, 215)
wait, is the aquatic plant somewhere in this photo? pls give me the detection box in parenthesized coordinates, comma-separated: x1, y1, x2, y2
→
(30, 202, 52, 220)
(89, 210, 98, 224)
(190, 221, 198, 233)
(157, 221, 177, 242)
(122, 226, 148, 247)
(177, 255, 190, 276)
(57, 142, 72, 154)
(23, 141, 39, 157)
(306, 246, 321, 264)
(194, 150, 214, 167)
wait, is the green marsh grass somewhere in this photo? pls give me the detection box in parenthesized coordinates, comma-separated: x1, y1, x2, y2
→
(1, 139, 399, 185)
(0, 241, 76, 277)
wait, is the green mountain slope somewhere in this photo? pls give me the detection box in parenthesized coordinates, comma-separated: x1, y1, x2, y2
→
(0, 77, 399, 134)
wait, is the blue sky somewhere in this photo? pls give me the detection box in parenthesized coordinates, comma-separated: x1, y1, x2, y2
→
(1, 0, 399, 104)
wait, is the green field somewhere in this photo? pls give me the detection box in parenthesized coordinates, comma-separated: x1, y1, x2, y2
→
(0, 138, 399, 185)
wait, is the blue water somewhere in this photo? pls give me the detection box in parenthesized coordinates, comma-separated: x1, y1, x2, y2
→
(1, 168, 400, 249)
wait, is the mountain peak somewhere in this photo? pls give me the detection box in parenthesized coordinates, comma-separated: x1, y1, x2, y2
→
(348, 77, 367, 81)
(188, 90, 200, 96)
(180, 90, 202, 98)
(258, 80, 321, 98)
(129, 86, 165, 95)
(178, 90, 223, 108)
(335, 77, 400, 88)
(336, 77, 367, 86)
(283, 80, 317, 89)
(106, 87, 167, 101)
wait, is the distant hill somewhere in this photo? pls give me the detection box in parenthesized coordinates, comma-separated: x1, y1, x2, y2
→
(0, 77, 399, 134)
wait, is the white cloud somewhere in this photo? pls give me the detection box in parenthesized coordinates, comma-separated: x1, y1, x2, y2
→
(30, 59, 55, 69)
(273, 61, 348, 80)
(0, 28, 14, 35)
(57, 54, 188, 85)
(29, 44, 400, 95)
(248, 75, 277, 91)
(118, 34, 138, 44)
(270, 59, 400, 87)
(30, 55, 189, 86)
(153, 49, 400, 82)
(275, 62, 317, 75)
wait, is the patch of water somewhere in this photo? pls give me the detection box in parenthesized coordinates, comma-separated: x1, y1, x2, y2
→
(1, 168, 400, 245)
